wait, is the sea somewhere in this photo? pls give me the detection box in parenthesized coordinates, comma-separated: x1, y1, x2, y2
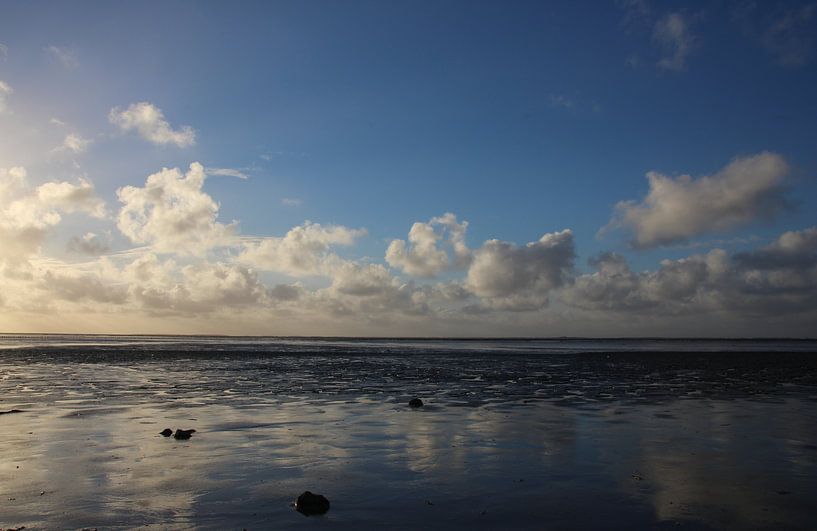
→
(1, 335, 816, 529)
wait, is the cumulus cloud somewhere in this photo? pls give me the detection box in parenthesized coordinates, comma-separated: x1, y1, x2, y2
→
(562, 251, 727, 313)
(45, 45, 79, 68)
(653, 12, 698, 71)
(465, 229, 575, 310)
(735, 227, 817, 270)
(605, 152, 789, 248)
(730, 227, 817, 309)
(1, 167, 106, 263)
(40, 270, 127, 305)
(37, 178, 106, 218)
(117, 162, 234, 255)
(566, 226, 817, 317)
(238, 222, 366, 277)
(0, 80, 12, 114)
(317, 261, 435, 318)
(109, 102, 196, 147)
(386, 213, 471, 277)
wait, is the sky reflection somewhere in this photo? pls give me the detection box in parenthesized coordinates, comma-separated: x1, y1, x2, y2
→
(2, 357, 816, 529)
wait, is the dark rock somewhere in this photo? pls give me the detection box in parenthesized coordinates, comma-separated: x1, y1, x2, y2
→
(173, 428, 196, 440)
(160, 428, 173, 437)
(0, 409, 23, 415)
(295, 491, 330, 515)
(408, 398, 424, 408)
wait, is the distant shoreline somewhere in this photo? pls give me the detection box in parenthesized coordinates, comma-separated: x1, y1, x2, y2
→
(1, 332, 817, 341)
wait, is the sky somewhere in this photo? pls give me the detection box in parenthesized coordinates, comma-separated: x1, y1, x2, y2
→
(0, 0, 816, 336)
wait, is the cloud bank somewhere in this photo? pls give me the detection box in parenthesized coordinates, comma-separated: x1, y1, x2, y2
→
(1, 154, 814, 336)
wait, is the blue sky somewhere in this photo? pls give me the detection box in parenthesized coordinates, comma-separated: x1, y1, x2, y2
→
(1, 1, 816, 335)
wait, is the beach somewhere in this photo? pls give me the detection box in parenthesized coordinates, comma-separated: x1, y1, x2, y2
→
(1, 336, 817, 529)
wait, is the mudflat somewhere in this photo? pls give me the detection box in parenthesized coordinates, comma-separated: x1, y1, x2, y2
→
(1, 336, 816, 529)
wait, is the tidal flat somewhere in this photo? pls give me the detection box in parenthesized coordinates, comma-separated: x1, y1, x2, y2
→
(1, 336, 816, 529)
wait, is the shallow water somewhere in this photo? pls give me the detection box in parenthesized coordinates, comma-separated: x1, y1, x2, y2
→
(1, 336, 816, 529)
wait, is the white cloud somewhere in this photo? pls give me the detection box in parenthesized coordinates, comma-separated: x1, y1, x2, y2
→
(206, 167, 248, 180)
(45, 45, 79, 68)
(1, 167, 106, 263)
(119, 254, 274, 314)
(465, 229, 575, 310)
(386, 212, 471, 277)
(0, 80, 12, 114)
(53, 133, 91, 154)
(653, 12, 698, 71)
(281, 197, 302, 207)
(0, 166, 27, 202)
(316, 261, 437, 318)
(109, 102, 196, 147)
(605, 152, 789, 248)
(0, 44, 7, 60)
(116, 162, 234, 255)
(37, 178, 106, 218)
(238, 222, 366, 277)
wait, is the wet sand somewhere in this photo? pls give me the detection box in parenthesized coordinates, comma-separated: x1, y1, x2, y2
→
(1, 338, 816, 529)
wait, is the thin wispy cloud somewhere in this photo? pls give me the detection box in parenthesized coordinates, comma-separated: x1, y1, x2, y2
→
(0, 43, 8, 60)
(547, 93, 575, 109)
(281, 197, 303, 207)
(45, 45, 79, 68)
(653, 12, 698, 71)
(52, 133, 91, 154)
(0, 80, 11, 114)
(762, 3, 817, 66)
(206, 167, 249, 180)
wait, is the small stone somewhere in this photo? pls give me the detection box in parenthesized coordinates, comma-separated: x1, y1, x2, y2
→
(408, 398, 424, 408)
(160, 428, 173, 437)
(173, 429, 196, 440)
(295, 491, 330, 515)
